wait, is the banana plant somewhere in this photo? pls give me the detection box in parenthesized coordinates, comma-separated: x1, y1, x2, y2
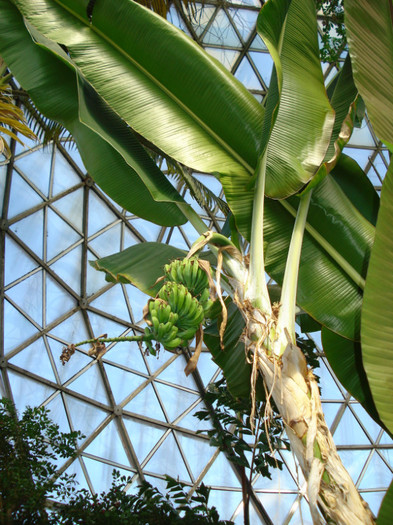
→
(1, 0, 392, 523)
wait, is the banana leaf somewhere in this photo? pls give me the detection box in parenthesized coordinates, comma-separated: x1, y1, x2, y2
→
(90, 242, 186, 296)
(345, 0, 393, 151)
(377, 479, 393, 525)
(204, 301, 265, 400)
(361, 160, 393, 435)
(265, 168, 376, 341)
(256, 0, 334, 199)
(0, 0, 186, 226)
(321, 327, 387, 433)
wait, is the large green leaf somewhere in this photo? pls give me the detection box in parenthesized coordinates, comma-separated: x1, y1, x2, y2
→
(256, 0, 335, 199)
(204, 301, 265, 400)
(361, 160, 393, 434)
(321, 328, 386, 432)
(377, 479, 393, 525)
(265, 170, 376, 340)
(345, 0, 393, 151)
(11, 0, 263, 221)
(0, 1, 186, 226)
(91, 243, 186, 296)
(331, 154, 380, 227)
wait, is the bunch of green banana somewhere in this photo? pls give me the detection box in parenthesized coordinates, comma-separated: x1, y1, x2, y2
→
(145, 298, 184, 350)
(158, 282, 204, 330)
(164, 257, 209, 298)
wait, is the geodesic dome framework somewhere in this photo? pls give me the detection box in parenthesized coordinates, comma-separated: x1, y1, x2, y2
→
(1, 1, 392, 523)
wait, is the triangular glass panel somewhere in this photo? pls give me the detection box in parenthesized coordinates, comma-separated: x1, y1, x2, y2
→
(167, 5, 192, 36)
(6, 270, 43, 326)
(371, 152, 388, 181)
(52, 149, 82, 196)
(84, 457, 134, 494)
(143, 431, 191, 481)
(227, 8, 258, 42)
(289, 497, 314, 525)
(61, 457, 91, 492)
(103, 362, 146, 405)
(338, 448, 371, 485)
(205, 48, 240, 71)
(252, 450, 299, 491)
(156, 351, 197, 388)
(333, 406, 371, 445)
(194, 351, 219, 384)
(250, 33, 267, 51)
(360, 491, 385, 518)
(125, 285, 150, 324)
(317, 359, 345, 400)
(234, 56, 263, 90)
(348, 121, 376, 148)
(249, 51, 273, 87)
(104, 340, 148, 375)
(129, 218, 161, 241)
(51, 188, 84, 232)
(9, 337, 56, 383)
(54, 344, 92, 385)
(64, 393, 108, 439)
(4, 235, 38, 286)
(86, 249, 112, 296)
(142, 348, 178, 376)
(188, 5, 217, 38)
(202, 451, 241, 488)
(8, 370, 56, 413)
(0, 165, 6, 208)
(359, 452, 393, 489)
(84, 419, 132, 467)
(48, 311, 89, 351)
(88, 223, 122, 258)
(87, 310, 129, 343)
(67, 362, 110, 405)
(278, 449, 305, 486)
(164, 227, 189, 251)
(49, 244, 82, 292)
(321, 401, 341, 429)
(203, 9, 241, 48)
(177, 399, 212, 432)
(47, 208, 82, 261)
(256, 493, 298, 525)
(44, 392, 73, 435)
(124, 383, 166, 422)
(343, 147, 371, 171)
(154, 383, 200, 423)
(90, 285, 131, 323)
(367, 165, 384, 188)
(88, 190, 118, 237)
(15, 148, 52, 197)
(122, 227, 139, 249)
(350, 403, 383, 442)
(3, 298, 39, 354)
(8, 170, 43, 219)
(123, 416, 166, 464)
(63, 145, 86, 172)
(9, 209, 44, 258)
(45, 275, 77, 326)
(174, 431, 217, 479)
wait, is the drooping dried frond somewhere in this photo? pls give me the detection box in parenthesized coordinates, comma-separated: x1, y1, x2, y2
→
(166, 159, 230, 215)
(0, 78, 36, 157)
(20, 93, 72, 146)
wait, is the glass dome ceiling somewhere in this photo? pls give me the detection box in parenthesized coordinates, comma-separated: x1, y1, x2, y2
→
(1, 1, 392, 523)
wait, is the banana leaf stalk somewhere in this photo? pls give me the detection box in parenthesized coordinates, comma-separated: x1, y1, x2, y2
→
(229, 189, 375, 523)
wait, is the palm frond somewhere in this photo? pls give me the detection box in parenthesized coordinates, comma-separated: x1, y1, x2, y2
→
(165, 158, 230, 216)
(0, 79, 36, 158)
(17, 91, 73, 146)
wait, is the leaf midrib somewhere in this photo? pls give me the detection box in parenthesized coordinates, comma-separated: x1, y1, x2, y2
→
(43, 0, 256, 176)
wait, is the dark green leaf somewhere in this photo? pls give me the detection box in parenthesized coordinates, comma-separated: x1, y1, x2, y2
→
(90, 243, 186, 296)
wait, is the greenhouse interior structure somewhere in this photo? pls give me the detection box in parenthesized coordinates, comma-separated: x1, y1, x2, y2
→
(1, 0, 393, 524)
